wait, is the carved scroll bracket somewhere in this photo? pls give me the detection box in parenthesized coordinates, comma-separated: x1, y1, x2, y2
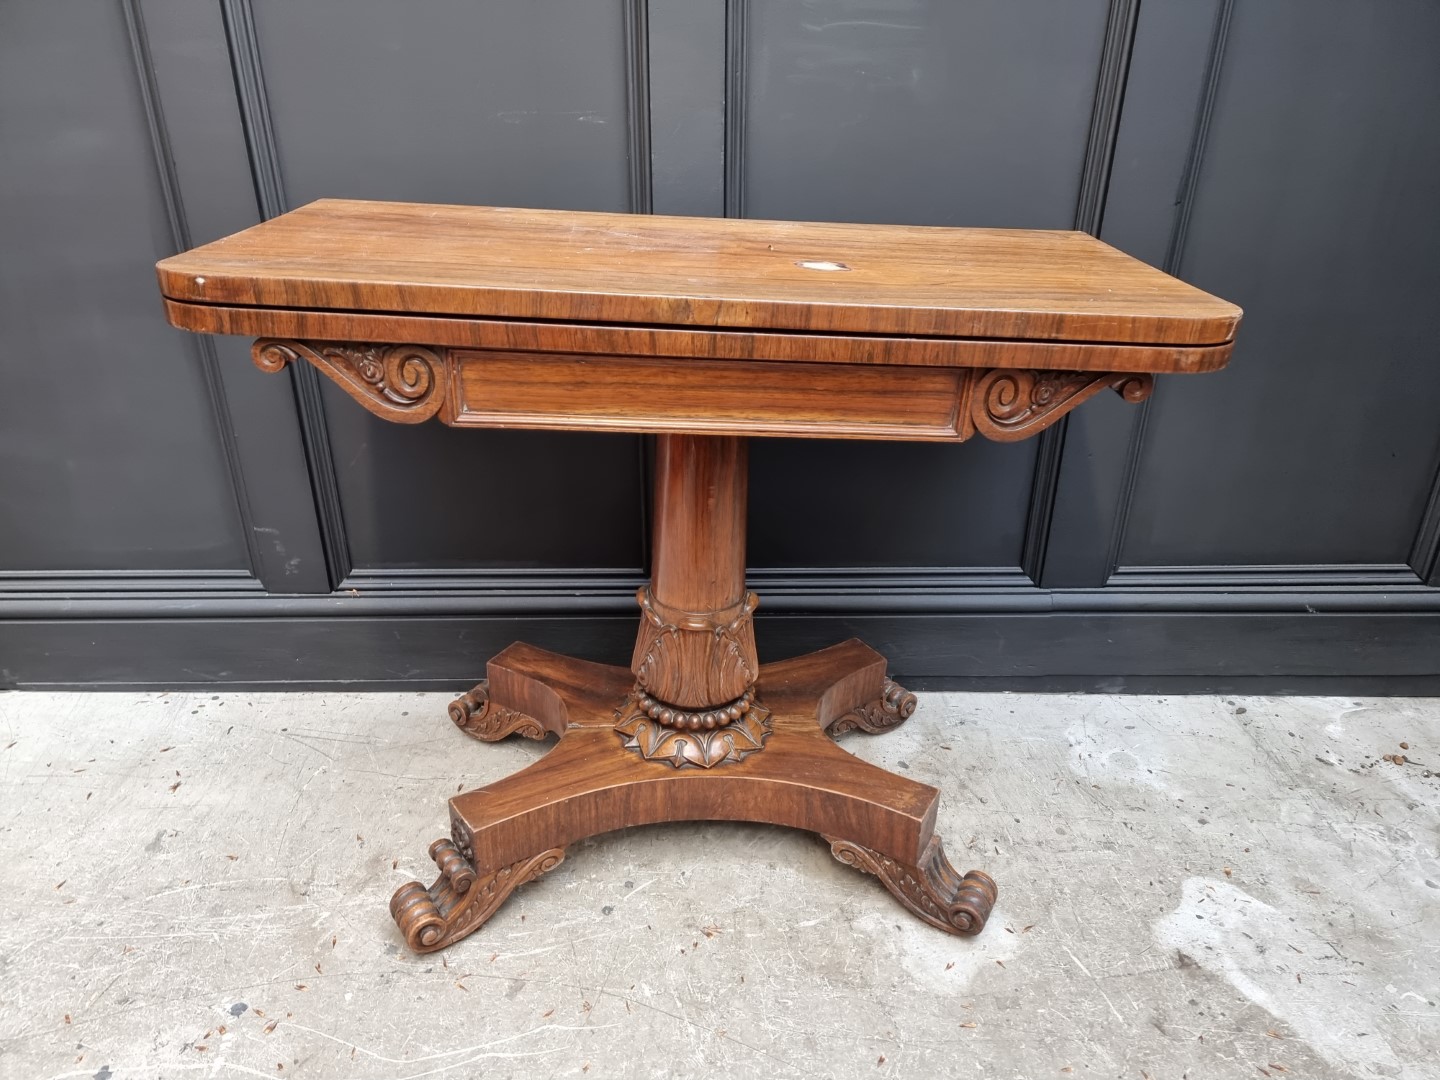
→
(253, 339, 448, 424)
(970, 369, 1154, 442)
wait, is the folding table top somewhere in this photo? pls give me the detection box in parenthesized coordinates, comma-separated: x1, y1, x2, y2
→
(158, 199, 1240, 357)
(156, 200, 1242, 443)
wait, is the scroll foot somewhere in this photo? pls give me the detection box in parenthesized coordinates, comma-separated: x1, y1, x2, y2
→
(390, 838, 565, 953)
(824, 677, 917, 738)
(448, 680, 547, 742)
(827, 835, 996, 935)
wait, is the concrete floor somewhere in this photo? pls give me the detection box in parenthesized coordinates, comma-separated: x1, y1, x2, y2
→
(0, 689, 1437, 1080)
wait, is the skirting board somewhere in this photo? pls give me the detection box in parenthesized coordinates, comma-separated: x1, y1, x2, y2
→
(2, 612, 1438, 694)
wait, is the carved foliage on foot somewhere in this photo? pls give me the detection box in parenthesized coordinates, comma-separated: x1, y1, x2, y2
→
(390, 838, 565, 953)
(828, 835, 997, 935)
(971, 369, 1154, 442)
(448, 680, 547, 742)
(253, 339, 448, 424)
(614, 692, 772, 768)
(825, 677, 918, 737)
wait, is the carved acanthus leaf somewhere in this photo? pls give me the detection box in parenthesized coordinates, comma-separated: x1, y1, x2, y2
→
(252, 339, 448, 424)
(614, 692, 771, 768)
(970, 369, 1154, 442)
(631, 587, 758, 707)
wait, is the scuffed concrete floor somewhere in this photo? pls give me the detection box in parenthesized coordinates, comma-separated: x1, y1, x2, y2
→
(1, 689, 1437, 1080)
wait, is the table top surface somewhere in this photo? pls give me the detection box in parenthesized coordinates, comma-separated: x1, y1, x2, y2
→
(157, 199, 1240, 348)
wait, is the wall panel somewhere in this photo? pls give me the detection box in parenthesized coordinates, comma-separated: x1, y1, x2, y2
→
(0, 1, 246, 573)
(1119, 0, 1440, 569)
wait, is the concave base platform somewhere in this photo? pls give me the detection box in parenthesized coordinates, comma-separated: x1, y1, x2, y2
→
(390, 638, 997, 953)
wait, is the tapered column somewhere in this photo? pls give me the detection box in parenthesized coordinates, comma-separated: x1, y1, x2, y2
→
(624, 436, 762, 763)
(650, 434, 748, 620)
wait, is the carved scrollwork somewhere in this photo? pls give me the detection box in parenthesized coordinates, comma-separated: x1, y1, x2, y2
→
(630, 587, 758, 708)
(825, 677, 917, 738)
(252, 339, 448, 424)
(1110, 372, 1154, 404)
(828, 835, 997, 935)
(614, 690, 771, 768)
(390, 839, 565, 953)
(970, 369, 1154, 442)
(448, 681, 547, 742)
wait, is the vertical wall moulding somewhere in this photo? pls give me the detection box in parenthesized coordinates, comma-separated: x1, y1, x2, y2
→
(623, 0, 655, 215)
(1410, 463, 1440, 586)
(121, 0, 265, 584)
(722, 0, 748, 219)
(1023, 0, 1141, 584)
(1102, 0, 1235, 581)
(219, 0, 351, 587)
(624, 0, 656, 569)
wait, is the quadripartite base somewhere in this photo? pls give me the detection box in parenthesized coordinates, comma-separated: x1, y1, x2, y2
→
(390, 639, 997, 953)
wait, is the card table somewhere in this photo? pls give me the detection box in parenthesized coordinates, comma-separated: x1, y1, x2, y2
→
(157, 199, 1241, 952)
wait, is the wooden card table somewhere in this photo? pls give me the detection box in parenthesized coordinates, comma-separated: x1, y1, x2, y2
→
(157, 200, 1241, 952)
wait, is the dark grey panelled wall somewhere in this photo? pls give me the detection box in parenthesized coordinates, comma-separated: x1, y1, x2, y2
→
(2, 0, 1438, 691)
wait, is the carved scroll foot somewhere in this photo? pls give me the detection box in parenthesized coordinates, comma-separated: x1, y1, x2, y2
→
(448, 680, 547, 742)
(827, 835, 997, 935)
(824, 677, 917, 738)
(390, 838, 565, 953)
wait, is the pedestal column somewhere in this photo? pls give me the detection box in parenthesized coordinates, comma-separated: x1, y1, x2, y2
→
(619, 435, 767, 766)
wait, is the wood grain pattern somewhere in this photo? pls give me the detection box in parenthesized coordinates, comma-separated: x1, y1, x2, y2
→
(449, 351, 969, 440)
(172, 299, 1234, 374)
(157, 198, 1241, 346)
